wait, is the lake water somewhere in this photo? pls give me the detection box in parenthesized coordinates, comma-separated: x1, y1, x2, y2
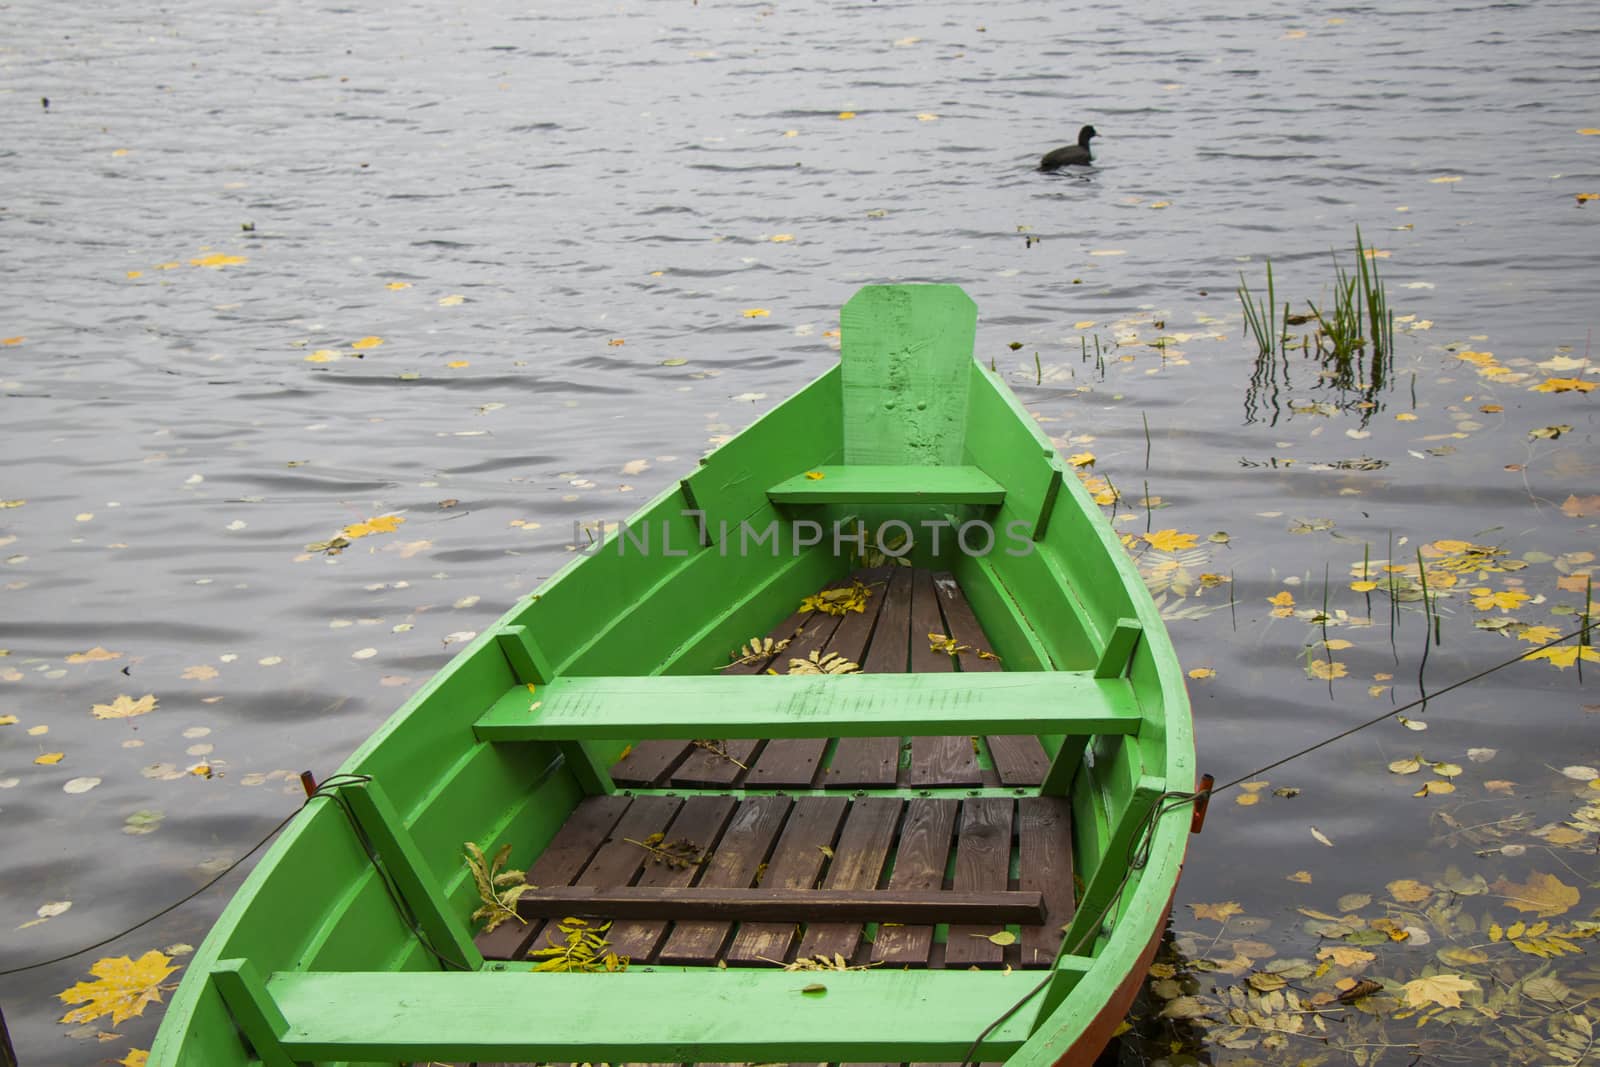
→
(2, 1, 1597, 1064)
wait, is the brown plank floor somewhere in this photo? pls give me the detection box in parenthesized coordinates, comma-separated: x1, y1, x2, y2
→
(608, 566, 1052, 790)
(475, 567, 1076, 977)
(479, 792, 1075, 971)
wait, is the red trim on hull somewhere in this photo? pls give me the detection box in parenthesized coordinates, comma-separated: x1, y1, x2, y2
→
(1052, 875, 1183, 1066)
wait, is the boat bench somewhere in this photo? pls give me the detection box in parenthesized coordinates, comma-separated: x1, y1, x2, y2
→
(766, 463, 1007, 505)
(472, 671, 1142, 741)
(211, 958, 1095, 1064)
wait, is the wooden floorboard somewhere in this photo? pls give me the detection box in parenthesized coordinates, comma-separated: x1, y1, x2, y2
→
(828, 567, 910, 787)
(906, 570, 983, 788)
(744, 597, 849, 787)
(795, 797, 901, 963)
(655, 795, 791, 966)
(606, 795, 738, 962)
(942, 798, 1014, 969)
(479, 794, 632, 961)
(608, 739, 693, 788)
(869, 798, 958, 968)
(723, 796, 849, 965)
(1018, 796, 1075, 969)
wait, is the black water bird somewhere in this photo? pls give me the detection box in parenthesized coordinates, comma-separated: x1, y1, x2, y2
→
(1039, 125, 1097, 171)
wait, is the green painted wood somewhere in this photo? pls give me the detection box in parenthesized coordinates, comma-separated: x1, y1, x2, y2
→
(1093, 618, 1142, 679)
(840, 285, 977, 466)
(262, 969, 1036, 1061)
(210, 960, 294, 1067)
(476, 672, 1140, 741)
(496, 624, 554, 684)
(1037, 735, 1090, 796)
(335, 779, 485, 971)
(1031, 467, 1064, 541)
(767, 465, 1006, 505)
(1057, 778, 1163, 958)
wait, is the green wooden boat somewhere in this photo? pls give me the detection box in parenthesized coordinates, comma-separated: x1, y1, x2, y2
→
(150, 284, 1196, 1066)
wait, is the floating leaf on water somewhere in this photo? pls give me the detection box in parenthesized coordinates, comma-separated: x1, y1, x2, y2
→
(1316, 945, 1374, 968)
(1190, 901, 1243, 923)
(1387, 879, 1432, 903)
(1388, 756, 1423, 775)
(67, 646, 122, 664)
(342, 514, 405, 539)
(1310, 826, 1334, 847)
(1490, 871, 1579, 917)
(1143, 529, 1199, 552)
(1401, 972, 1477, 1009)
(1336, 978, 1384, 1004)
(57, 950, 181, 1025)
(1560, 765, 1598, 781)
(1336, 893, 1372, 913)
(1158, 995, 1208, 1020)
(37, 751, 67, 765)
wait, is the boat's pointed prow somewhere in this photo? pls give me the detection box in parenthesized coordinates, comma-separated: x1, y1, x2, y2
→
(840, 284, 978, 466)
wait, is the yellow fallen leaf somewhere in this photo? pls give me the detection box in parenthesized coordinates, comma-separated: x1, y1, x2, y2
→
(92, 694, 158, 720)
(1, 336, 24, 346)
(1395, 412, 1417, 421)
(180, 665, 219, 681)
(1286, 870, 1312, 884)
(915, 113, 938, 122)
(1579, 128, 1600, 135)
(1576, 193, 1598, 204)
(35, 752, 65, 765)
(1189, 901, 1243, 922)
(119, 1051, 149, 1067)
(838, 111, 856, 120)
(342, 514, 405, 539)
(67, 646, 123, 664)
(0, 714, 16, 726)
(1533, 376, 1595, 393)
(1402, 973, 1477, 1008)
(305, 349, 341, 363)
(804, 471, 825, 481)
(1187, 667, 1215, 680)
(446, 360, 470, 369)
(1143, 529, 1198, 552)
(1268, 590, 1295, 608)
(1068, 452, 1095, 468)
(126, 270, 143, 279)
(984, 930, 1016, 946)
(439, 294, 465, 307)
(57, 950, 180, 1026)
(1429, 175, 1462, 184)
(1307, 659, 1347, 681)
(1387, 878, 1432, 903)
(770, 234, 795, 242)
(1490, 871, 1579, 917)
(1526, 644, 1600, 670)
(1235, 793, 1259, 806)
(350, 336, 384, 350)
(385, 281, 412, 290)
(742, 308, 770, 318)
(188, 253, 247, 268)
(1517, 625, 1562, 644)
(1317, 945, 1376, 967)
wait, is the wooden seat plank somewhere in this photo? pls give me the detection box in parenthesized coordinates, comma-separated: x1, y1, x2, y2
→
(767, 465, 1006, 506)
(795, 798, 902, 962)
(931, 570, 1052, 786)
(942, 799, 1014, 969)
(513, 886, 1044, 924)
(1017, 797, 1075, 969)
(907, 569, 982, 787)
(605, 796, 739, 962)
(724, 796, 850, 965)
(828, 567, 911, 787)
(476, 794, 632, 961)
(869, 798, 957, 967)
(656, 796, 791, 966)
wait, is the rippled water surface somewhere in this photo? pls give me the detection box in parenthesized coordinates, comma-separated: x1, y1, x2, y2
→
(3, 1, 1598, 1064)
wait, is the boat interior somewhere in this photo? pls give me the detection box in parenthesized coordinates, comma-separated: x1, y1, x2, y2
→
(476, 565, 1076, 976)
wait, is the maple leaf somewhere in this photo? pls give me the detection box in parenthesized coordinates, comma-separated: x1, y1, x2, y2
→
(66, 646, 122, 664)
(1307, 659, 1347, 681)
(1143, 529, 1199, 552)
(1469, 587, 1529, 612)
(1387, 878, 1433, 903)
(1189, 900, 1243, 923)
(342, 514, 405, 539)
(1526, 645, 1600, 670)
(57, 950, 180, 1026)
(1561, 494, 1600, 518)
(1533, 377, 1595, 393)
(1400, 972, 1479, 1009)
(91, 694, 158, 720)
(1517, 625, 1564, 644)
(1316, 945, 1376, 968)
(180, 664, 219, 680)
(118, 1052, 148, 1067)
(1067, 451, 1095, 468)
(1491, 871, 1580, 917)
